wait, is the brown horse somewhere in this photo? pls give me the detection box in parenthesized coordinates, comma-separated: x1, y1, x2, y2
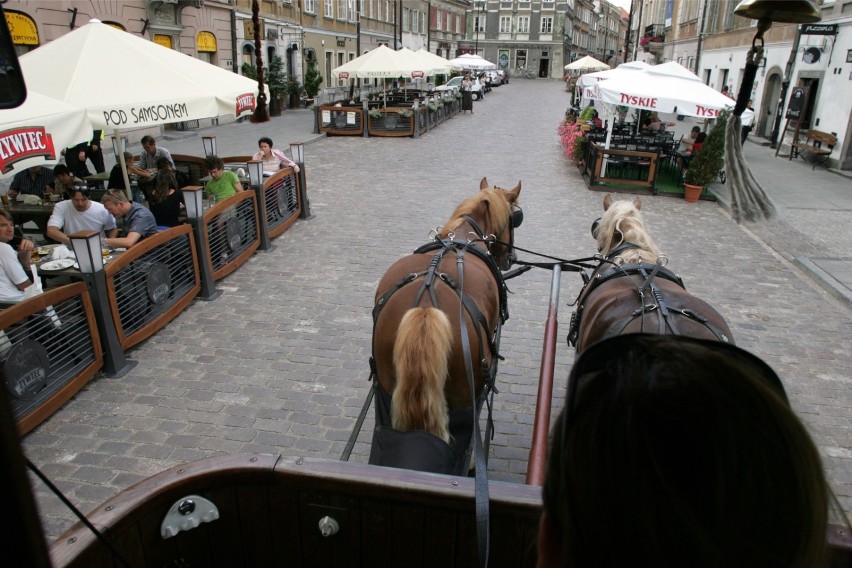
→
(569, 194, 733, 356)
(372, 178, 521, 454)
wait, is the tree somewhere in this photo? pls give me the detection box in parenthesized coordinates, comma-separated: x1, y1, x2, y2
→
(304, 60, 323, 99)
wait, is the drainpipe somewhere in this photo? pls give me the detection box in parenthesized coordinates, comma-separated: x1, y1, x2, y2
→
(624, 0, 634, 62)
(694, 0, 708, 76)
(231, 9, 238, 73)
(632, 0, 643, 62)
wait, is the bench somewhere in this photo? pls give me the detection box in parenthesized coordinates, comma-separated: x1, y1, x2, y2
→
(790, 129, 836, 170)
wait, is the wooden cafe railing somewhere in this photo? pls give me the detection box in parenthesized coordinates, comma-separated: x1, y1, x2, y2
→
(318, 105, 365, 136)
(203, 191, 261, 281)
(0, 283, 102, 434)
(583, 142, 662, 193)
(104, 225, 201, 351)
(262, 167, 301, 239)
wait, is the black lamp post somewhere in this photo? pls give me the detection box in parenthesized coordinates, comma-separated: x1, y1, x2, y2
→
(180, 186, 222, 301)
(247, 159, 274, 251)
(474, 1, 486, 56)
(290, 142, 313, 220)
(69, 230, 137, 378)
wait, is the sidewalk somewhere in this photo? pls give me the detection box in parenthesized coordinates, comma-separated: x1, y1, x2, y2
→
(708, 139, 852, 307)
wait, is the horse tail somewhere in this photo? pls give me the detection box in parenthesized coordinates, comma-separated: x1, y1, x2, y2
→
(391, 307, 453, 444)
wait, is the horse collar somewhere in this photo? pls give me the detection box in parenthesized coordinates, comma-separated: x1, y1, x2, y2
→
(461, 215, 487, 240)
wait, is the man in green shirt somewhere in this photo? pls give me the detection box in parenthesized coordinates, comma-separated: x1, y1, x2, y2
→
(204, 156, 243, 201)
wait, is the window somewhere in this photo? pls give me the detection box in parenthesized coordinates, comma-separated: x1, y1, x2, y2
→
(499, 16, 512, 33)
(541, 16, 552, 34)
(325, 0, 333, 18)
(337, 52, 345, 86)
(436, 9, 442, 30)
(305, 0, 316, 13)
(412, 11, 419, 34)
(338, 0, 347, 20)
(516, 49, 527, 69)
(402, 7, 410, 31)
(474, 15, 485, 32)
(517, 16, 529, 33)
(349, 0, 357, 22)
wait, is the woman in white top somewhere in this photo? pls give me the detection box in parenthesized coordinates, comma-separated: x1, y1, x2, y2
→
(0, 210, 34, 304)
(251, 137, 300, 174)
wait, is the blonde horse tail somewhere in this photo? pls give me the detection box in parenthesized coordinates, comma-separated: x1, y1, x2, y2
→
(391, 308, 453, 444)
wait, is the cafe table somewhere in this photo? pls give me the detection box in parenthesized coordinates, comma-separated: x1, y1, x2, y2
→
(6, 199, 57, 232)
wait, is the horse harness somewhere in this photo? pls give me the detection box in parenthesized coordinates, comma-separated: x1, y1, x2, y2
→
(372, 217, 511, 391)
(568, 242, 730, 346)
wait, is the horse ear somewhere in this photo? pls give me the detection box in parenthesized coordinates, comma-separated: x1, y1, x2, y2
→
(633, 197, 642, 210)
(480, 177, 489, 190)
(603, 193, 613, 211)
(508, 181, 521, 202)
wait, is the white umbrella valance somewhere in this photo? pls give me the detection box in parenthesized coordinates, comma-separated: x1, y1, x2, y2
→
(0, 90, 92, 177)
(447, 54, 497, 71)
(20, 20, 265, 130)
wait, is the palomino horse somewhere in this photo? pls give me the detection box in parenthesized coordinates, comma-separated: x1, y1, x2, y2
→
(569, 194, 733, 356)
(369, 178, 521, 474)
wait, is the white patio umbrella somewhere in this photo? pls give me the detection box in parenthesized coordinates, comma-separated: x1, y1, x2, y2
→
(0, 89, 92, 177)
(414, 49, 461, 75)
(578, 61, 651, 95)
(20, 19, 266, 197)
(447, 54, 497, 71)
(332, 45, 410, 80)
(564, 55, 610, 73)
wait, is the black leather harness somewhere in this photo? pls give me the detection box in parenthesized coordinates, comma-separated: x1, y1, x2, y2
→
(568, 243, 730, 347)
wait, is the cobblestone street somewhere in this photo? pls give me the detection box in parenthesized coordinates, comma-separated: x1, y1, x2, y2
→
(21, 79, 852, 540)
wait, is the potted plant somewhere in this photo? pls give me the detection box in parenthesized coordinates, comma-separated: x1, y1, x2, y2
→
(266, 56, 288, 116)
(683, 111, 728, 203)
(285, 76, 302, 109)
(303, 61, 323, 107)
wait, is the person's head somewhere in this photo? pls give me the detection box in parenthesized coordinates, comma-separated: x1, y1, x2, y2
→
(121, 151, 135, 167)
(689, 125, 701, 139)
(0, 209, 15, 242)
(53, 164, 74, 186)
(721, 85, 729, 94)
(156, 157, 173, 172)
(649, 112, 660, 122)
(258, 137, 274, 155)
(695, 131, 707, 144)
(101, 191, 131, 218)
(204, 156, 226, 180)
(141, 135, 157, 156)
(67, 186, 91, 212)
(539, 334, 829, 568)
(27, 166, 42, 176)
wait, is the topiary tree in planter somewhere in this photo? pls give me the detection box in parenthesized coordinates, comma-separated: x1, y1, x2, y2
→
(683, 110, 728, 202)
(266, 56, 288, 115)
(304, 61, 323, 104)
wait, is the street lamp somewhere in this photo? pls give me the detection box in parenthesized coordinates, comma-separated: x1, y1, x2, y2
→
(180, 186, 222, 301)
(247, 159, 273, 251)
(474, 1, 486, 57)
(202, 136, 217, 157)
(69, 230, 137, 377)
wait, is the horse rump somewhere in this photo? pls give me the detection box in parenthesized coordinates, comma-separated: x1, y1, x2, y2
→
(391, 307, 453, 444)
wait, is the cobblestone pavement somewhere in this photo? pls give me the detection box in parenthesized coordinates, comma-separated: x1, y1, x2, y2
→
(21, 79, 851, 541)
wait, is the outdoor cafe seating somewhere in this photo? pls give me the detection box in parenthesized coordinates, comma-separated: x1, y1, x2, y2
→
(1, 160, 304, 436)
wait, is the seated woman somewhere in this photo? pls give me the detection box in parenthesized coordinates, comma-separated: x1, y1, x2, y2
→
(251, 137, 300, 174)
(204, 156, 243, 202)
(538, 334, 831, 567)
(0, 210, 34, 304)
(678, 131, 707, 170)
(148, 158, 184, 227)
(108, 151, 148, 203)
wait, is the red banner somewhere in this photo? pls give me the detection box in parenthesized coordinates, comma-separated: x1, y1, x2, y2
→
(0, 127, 57, 174)
(235, 93, 256, 116)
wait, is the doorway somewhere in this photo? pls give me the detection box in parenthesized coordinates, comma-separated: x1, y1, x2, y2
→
(760, 70, 781, 138)
(539, 58, 549, 78)
(797, 76, 820, 128)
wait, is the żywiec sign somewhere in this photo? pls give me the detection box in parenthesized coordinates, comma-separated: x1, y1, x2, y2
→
(0, 127, 57, 174)
(235, 93, 256, 116)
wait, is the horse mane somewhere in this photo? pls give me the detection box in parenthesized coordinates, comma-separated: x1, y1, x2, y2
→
(439, 187, 511, 240)
(596, 198, 662, 263)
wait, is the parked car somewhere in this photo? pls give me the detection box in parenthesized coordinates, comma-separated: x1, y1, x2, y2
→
(485, 70, 502, 87)
(435, 76, 483, 99)
(496, 69, 509, 84)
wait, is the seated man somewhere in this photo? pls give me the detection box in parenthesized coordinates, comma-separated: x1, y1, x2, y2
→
(0, 210, 34, 304)
(100, 191, 158, 249)
(46, 187, 118, 246)
(8, 166, 55, 200)
(204, 155, 243, 201)
(108, 151, 148, 203)
(53, 164, 85, 199)
(136, 136, 175, 201)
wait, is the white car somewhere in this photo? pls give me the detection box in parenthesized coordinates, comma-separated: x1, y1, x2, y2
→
(436, 76, 483, 99)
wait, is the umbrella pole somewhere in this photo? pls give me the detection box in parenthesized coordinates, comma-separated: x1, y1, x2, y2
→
(602, 107, 615, 178)
(114, 128, 133, 202)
